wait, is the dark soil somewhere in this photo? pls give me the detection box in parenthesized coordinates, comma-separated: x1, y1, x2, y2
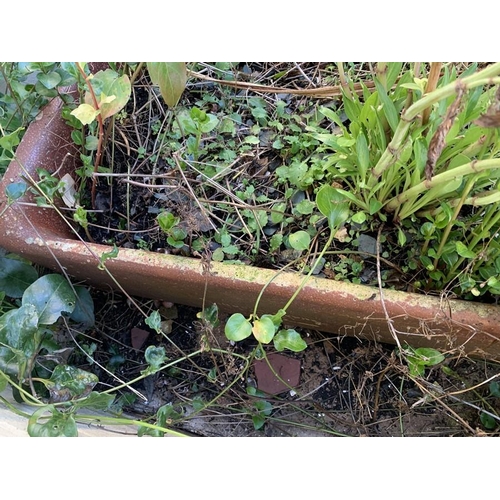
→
(64, 288, 500, 437)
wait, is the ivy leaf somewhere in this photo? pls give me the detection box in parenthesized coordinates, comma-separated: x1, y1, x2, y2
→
(0, 304, 39, 353)
(0, 127, 23, 153)
(22, 274, 76, 325)
(69, 286, 95, 328)
(28, 405, 78, 437)
(48, 364, 98, 402)
(37, 72, 62, 90)
(0, 256, 38, 298)
(72, 391, 115, 411)
(144, 345, 167, 373)
(147, 62, 187, 108)
(145, 310, 162, 333)
(5, 181, 27, 202)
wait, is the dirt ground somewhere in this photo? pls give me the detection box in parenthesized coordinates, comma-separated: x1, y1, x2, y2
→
(74, 290, 500, 437)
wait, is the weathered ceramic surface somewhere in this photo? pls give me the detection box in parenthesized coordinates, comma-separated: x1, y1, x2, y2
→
(1, 91, 500, 361)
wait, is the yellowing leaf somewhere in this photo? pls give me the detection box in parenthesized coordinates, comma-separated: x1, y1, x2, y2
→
(147, 62, 187, 108)
(70, 103, 99, 125)
(83, 69, 131, 120)
(252, 317, 276, 344)
(100, 93, 116, 105)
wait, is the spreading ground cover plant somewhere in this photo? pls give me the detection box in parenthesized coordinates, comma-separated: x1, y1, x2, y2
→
(0, 251, 196, 436)
(0, 63, 79, 176)
(2, 62, 500, 436)
(54, 62, 500, 305)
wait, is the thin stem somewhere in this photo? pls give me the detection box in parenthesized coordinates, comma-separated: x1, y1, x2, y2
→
(73, 414, 190, 437)
(433, 174, 477, 268)
(386, 159, 500, 216)
(282, 230, 336, 312)
(129, 62, 145, 87)
(75, 62, 104, 209)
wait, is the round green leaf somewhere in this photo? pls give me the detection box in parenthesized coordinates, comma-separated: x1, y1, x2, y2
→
(225, 313, 252, 341)
(22, 274, 76, 325)
(212, 247, 225, 262)
(420, 222, 435, 238)
(199, 114, 219, 134)
(85, 135, 99, 151)
(294, 199, 315, 215)
(288, 230, 311, 251)
(480, 411, 497, 430)
(5, 181, 27, 202)
(274, 329, 308, 352)
(351, 211, 367, 224)
(252, 316, 276, 344)
(37, 71, 62, 90)
(262, 309, 286, 331)
(316, 184, 350, 231)
(489, 381, 500, 398)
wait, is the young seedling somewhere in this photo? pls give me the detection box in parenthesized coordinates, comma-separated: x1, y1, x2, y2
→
(225, 183, 350, 353)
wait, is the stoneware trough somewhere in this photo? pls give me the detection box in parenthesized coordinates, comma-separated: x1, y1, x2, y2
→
(1, 86, 500, 361)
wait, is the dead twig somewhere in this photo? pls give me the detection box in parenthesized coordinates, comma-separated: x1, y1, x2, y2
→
(187, 69, 376, 99)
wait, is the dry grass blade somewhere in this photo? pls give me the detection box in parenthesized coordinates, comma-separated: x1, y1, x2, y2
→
(187, 69, 376, 98)
(421, 62, 443, 126)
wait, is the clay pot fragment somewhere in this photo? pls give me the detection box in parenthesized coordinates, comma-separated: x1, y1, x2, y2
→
(254, 353, 301, 395)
